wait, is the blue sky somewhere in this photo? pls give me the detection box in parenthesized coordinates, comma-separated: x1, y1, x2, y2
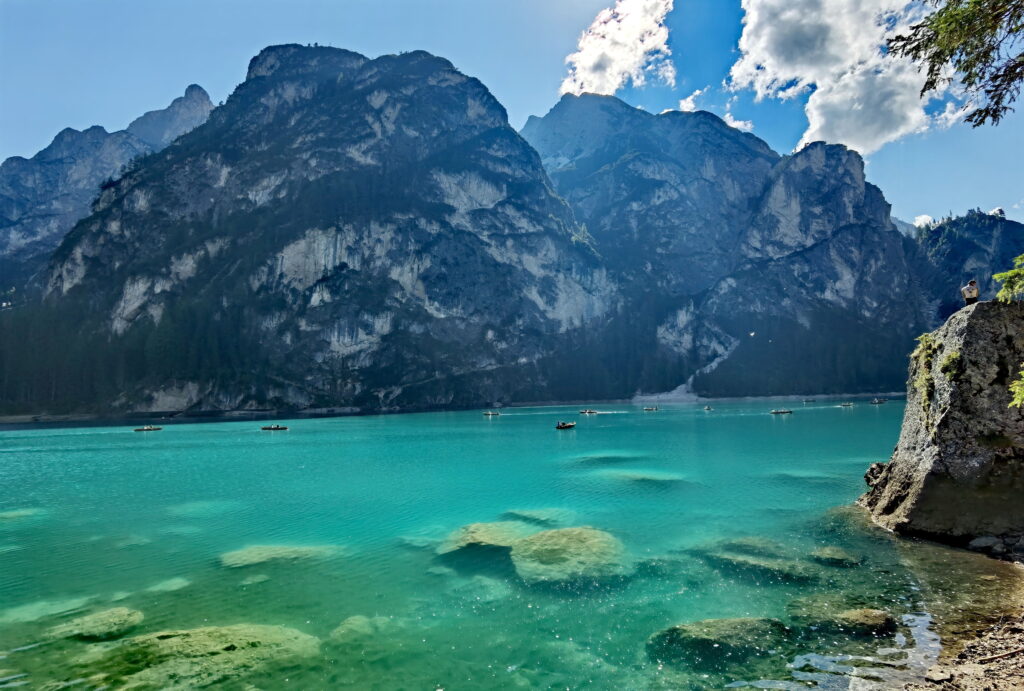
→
(1, 0, 1021, 223)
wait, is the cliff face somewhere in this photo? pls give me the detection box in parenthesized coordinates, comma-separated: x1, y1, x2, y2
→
(861, 301, 1024, 544)
(915, 210, 1024, 321)
(0, 85, 213, 290)
(522, 95, 932, 397)
(22, 45, 613, 412)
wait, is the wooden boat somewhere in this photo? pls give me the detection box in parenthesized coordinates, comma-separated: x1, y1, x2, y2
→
(483, 411, 501, 416)
(643, 406, 659, 412)
(769, 409, 793, 415)
(869, 398, 886, 405)
(555, 421, 577, 430)
(261, 424, 288, 431)
(802, 399, 816, 403)
(579, 409, 598, 415)
(133, 425, 162, 432)
(704, 406, 713, 411)
(839, 402, 854, 407)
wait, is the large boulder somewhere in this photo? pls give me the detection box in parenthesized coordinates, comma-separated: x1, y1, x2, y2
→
(509, 527, 631, 585)
(46, 607, 143, 641)
(860, 302, 1024, 542)
(79, 624, 319, 688)
(646, 618, 794, 672)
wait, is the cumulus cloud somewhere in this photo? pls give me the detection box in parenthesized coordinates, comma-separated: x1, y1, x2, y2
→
(561, 0, 676, 96)
(723, 109, 754, 131)
(913, 214, 934, 228)
(728, 0, 964, 154)
(678, 87, 705, 112)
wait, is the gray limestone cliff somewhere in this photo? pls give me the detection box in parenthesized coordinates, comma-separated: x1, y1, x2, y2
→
(522, 94, 932, 397)
(0, 85, 213, 289)
(860, 301, 1024, 547)
(14, 45, 612, 413)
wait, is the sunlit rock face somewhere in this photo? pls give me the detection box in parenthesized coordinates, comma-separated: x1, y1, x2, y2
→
(861, 301, 1024, 543)
(0, 85, 213, 289)
(41, 45, 614, 412)
(523, 95, 931, 397)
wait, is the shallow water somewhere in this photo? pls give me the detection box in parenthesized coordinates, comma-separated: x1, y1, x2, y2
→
(0, 400, 1020, 689)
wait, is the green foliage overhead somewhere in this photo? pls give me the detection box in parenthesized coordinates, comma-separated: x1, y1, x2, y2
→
(888, 0, 1024, 126)
(993, 253, 1024, 302)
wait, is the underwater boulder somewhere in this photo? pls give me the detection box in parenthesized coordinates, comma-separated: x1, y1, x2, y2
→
(46, 607, 144, 641)
(646, 617, 794, 672)
(810, 546, 863, 567)
(510, 527, 631, 585)
(711, 537, 789, 558)
(699, 550, 819, 584)
(831, 608, 898, 637)
(218, 544, 338, 568)
(78, 624, 320, 688)
(501, 508, 577, 527)
(435, 521, 538, 555)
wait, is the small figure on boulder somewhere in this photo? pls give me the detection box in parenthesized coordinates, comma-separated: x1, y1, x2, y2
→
(961, 279, 979, 305)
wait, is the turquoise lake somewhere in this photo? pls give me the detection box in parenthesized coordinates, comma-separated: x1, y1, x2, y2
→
(1, 400, 1020, 689)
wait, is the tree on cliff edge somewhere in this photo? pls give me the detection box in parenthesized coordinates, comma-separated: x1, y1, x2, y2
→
(993, 252, 1024, 406)
(890, 0, 1024, 126)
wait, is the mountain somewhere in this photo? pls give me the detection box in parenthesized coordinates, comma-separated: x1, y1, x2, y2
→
(1, 45, 613, 413)
(522, 94, 932, 397)
(0, 85, 213, 291)
(2, 47, 1021, 415)
(914, 209, 1024, 320)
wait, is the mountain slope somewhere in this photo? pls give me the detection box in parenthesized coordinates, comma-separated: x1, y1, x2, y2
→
(2, 45, 612, 413)
(0, 85, 213, 291)
(522, 95, 932, 397)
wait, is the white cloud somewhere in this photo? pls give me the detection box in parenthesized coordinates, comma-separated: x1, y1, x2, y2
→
(678, 87, 705, 112)
(728, 0, 964, 154)
(913, 214, 934, 228)
(723, 109, 754, 131)
(561, 0, 676, 96)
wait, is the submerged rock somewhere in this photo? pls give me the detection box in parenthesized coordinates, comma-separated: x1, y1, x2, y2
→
(46, 607, 143, 641)
(699, 550, 818, 584)
(831, 608, 898, 637)
(218, 544, 338, 568)
(501, 508, 577, 527)
(809, 546, 863, 567)
(329, 615, 401, 664)
(646, 618, 794, 672)
(593, 469, 690, 486)
(712, 536, 789, 558)
(0, 508, 45, 521)
(860, 302, 1024, 543)
(510, 527, 631, 585)
(239, 574, 270, 586)
(435, 521, 538, 555)
(0, 596, 93, 624)
(330, 615, 393, 644)
(144, 577, 191, 593)
(81, 624, 319, 688)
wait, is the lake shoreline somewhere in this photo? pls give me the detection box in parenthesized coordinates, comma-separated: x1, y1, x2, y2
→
(0, 391, 907, 430)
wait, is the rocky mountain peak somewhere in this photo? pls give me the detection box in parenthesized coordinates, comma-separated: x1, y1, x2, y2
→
(0, 84, 213, 290)
(126, 84, 213, 149)
(245, 43, 368, 81)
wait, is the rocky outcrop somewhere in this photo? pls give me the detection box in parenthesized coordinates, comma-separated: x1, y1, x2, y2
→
(0, 85, 212, 290)
(860, 301, 1024, 545)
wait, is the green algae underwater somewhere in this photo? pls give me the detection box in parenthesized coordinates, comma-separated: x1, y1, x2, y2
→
(1, 400, 1021, 689)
